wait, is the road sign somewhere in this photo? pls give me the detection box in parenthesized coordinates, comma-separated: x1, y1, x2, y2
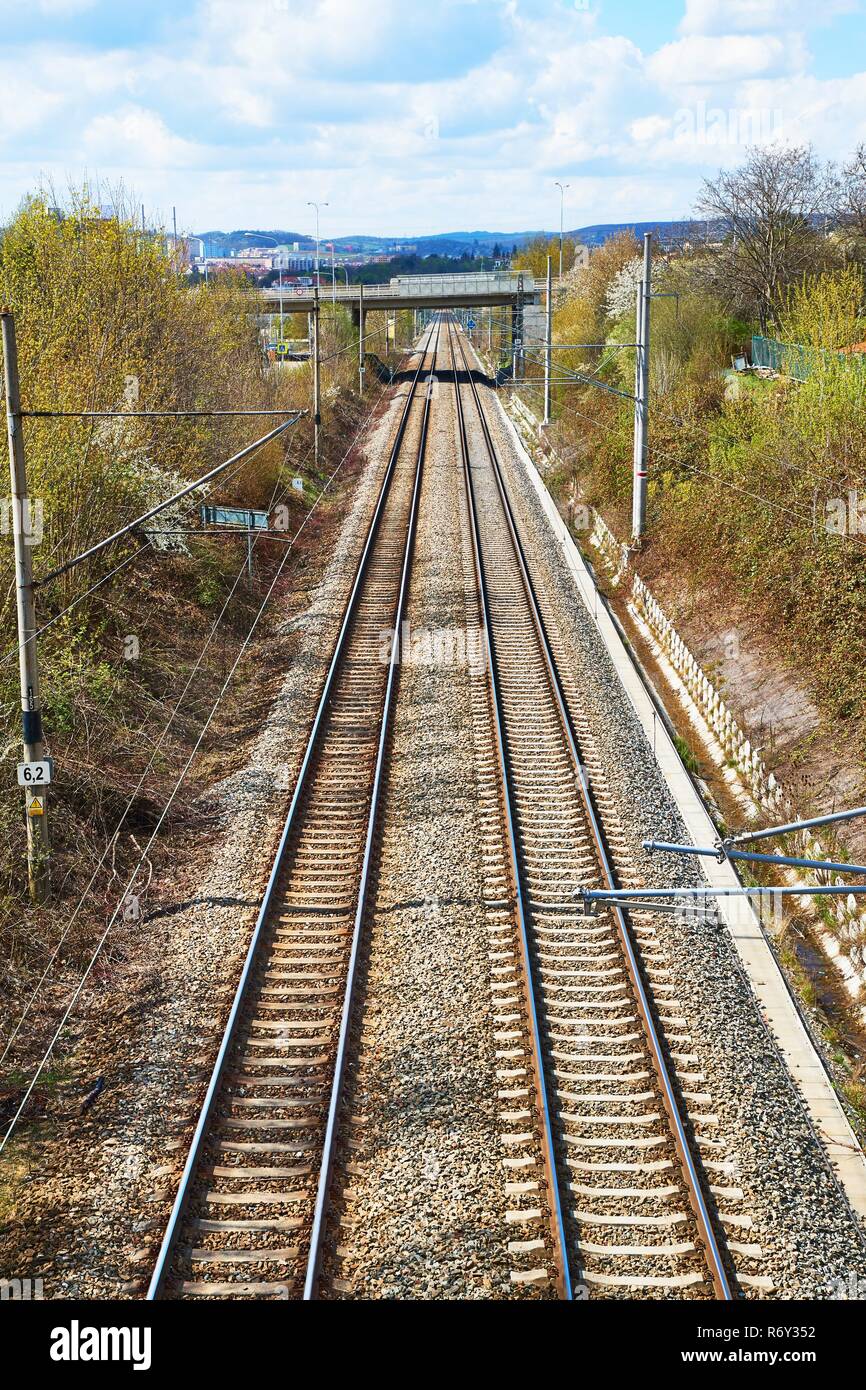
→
(17, 758, 53, 787)
(27, 794, 45, 817)
(467, 318, 476, 329)
(201, 506, 268, 530)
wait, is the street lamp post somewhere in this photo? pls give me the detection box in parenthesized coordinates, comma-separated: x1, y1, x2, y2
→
(244, 232, 283, 341)
(307, 202, 329, 288)
(554, 181, 570, 279)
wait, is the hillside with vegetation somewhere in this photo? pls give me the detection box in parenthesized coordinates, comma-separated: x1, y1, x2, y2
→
(507, 144, 866, 775)
(0, 188, 394, 1093)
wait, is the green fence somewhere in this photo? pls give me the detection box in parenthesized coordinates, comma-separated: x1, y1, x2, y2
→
(751, 335, 865, 381)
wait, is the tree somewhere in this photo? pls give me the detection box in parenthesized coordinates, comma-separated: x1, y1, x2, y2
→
(839, 144, 866, 258)
(694, 145, 838, 331)
(513, 235, 578, 277)
(605, 255, 663, 321)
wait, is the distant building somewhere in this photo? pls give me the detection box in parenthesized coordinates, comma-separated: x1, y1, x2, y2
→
(274, 252, 315, 271)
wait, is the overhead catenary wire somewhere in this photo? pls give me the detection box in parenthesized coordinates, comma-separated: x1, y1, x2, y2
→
(34, 414, 304, 588)
(0, 476, 296, 1065)
(650, 449, 866, 554)
(0, 356, 400, 1104)
(20, 409, 307, 419)
(0, 419, 300, 671)
(0, 542, 155, 671)
(0, 449, 310, 1060)
(0, 544, 299, 1156)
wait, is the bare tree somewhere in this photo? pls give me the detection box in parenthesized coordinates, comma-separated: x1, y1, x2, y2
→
(695, 145, 838, 331)
(839, 144, 866, 256)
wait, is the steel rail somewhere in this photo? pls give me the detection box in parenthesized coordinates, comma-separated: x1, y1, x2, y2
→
(447, 316, 573, 1301)
(303, 317, 440, 1298)
(451, 319, 734, 1302)
(146, 323, 438, 1301)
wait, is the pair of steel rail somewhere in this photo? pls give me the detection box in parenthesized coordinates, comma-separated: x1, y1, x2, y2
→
(147, 313, 731, 1302)
(146, 319, 440, 1300)
(447, 316, 731, 1301)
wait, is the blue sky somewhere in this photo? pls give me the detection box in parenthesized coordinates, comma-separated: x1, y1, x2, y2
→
(1, 0, 865, 236)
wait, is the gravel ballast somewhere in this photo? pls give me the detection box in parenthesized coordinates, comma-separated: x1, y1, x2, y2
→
(476, 358, 866, 1299)
(332, 347, 514, 1299)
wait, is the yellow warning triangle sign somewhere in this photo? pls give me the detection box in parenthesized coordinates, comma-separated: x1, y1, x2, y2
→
(27, 795, 45, 817)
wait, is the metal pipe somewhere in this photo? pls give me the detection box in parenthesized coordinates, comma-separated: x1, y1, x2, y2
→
(643, 839, 866, 877)
(35, 415, 301, 586)
(543, 255, 552, 426)
(725, 805, 866, 846)
(582, 885, 866, 902)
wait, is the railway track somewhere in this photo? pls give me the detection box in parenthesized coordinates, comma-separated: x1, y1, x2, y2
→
(447, 316, 736, 1300)
(146, 320, 441, 1301)
(146, 310, 746, 1302)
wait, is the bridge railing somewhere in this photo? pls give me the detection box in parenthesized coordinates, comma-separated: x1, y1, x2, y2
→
(261, 272, 536, 301)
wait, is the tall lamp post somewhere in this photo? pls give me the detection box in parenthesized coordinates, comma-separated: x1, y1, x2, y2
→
(554, 181, 570, 279)
(307, 201, 329, 288)
(244, 231, 283, 340)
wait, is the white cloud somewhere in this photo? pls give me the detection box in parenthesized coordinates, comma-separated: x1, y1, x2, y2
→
(0, 0, 863, 233)
(647, 32, 807, 85)
(83, 107, 202, 169)
(680, 0, 856, 34)
(0, 0, 97, 13)
(630, 114, 674, 142)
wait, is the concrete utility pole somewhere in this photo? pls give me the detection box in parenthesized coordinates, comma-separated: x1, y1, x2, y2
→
(1, 311, 49, 900)
(543, 255, 553, 425)
(312, 285, 321, 463)
(358, 283, 365, 395)
(632, 232, 652, 540)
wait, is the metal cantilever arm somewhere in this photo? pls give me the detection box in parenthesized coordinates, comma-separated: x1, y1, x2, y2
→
(643, 838, 866, 877)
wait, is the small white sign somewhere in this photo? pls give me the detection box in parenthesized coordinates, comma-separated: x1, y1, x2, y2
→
(17, 758, 53, 787)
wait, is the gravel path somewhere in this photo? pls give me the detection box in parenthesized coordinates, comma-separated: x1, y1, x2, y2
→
(475, 355, 866, 1299)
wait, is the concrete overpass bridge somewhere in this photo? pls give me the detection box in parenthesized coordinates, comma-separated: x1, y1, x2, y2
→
(260, 270, 541, 316)
(259, 270, 544, 368)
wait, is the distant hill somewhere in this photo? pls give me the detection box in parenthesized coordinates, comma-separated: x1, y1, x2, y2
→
(569, 220, 693, 247)
(194, 221, 695, 257)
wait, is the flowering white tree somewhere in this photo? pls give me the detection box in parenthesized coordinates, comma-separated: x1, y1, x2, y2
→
(605, 257, 662, 321)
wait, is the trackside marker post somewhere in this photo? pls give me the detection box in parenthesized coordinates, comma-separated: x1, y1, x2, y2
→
(1, 309, 50, 901)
